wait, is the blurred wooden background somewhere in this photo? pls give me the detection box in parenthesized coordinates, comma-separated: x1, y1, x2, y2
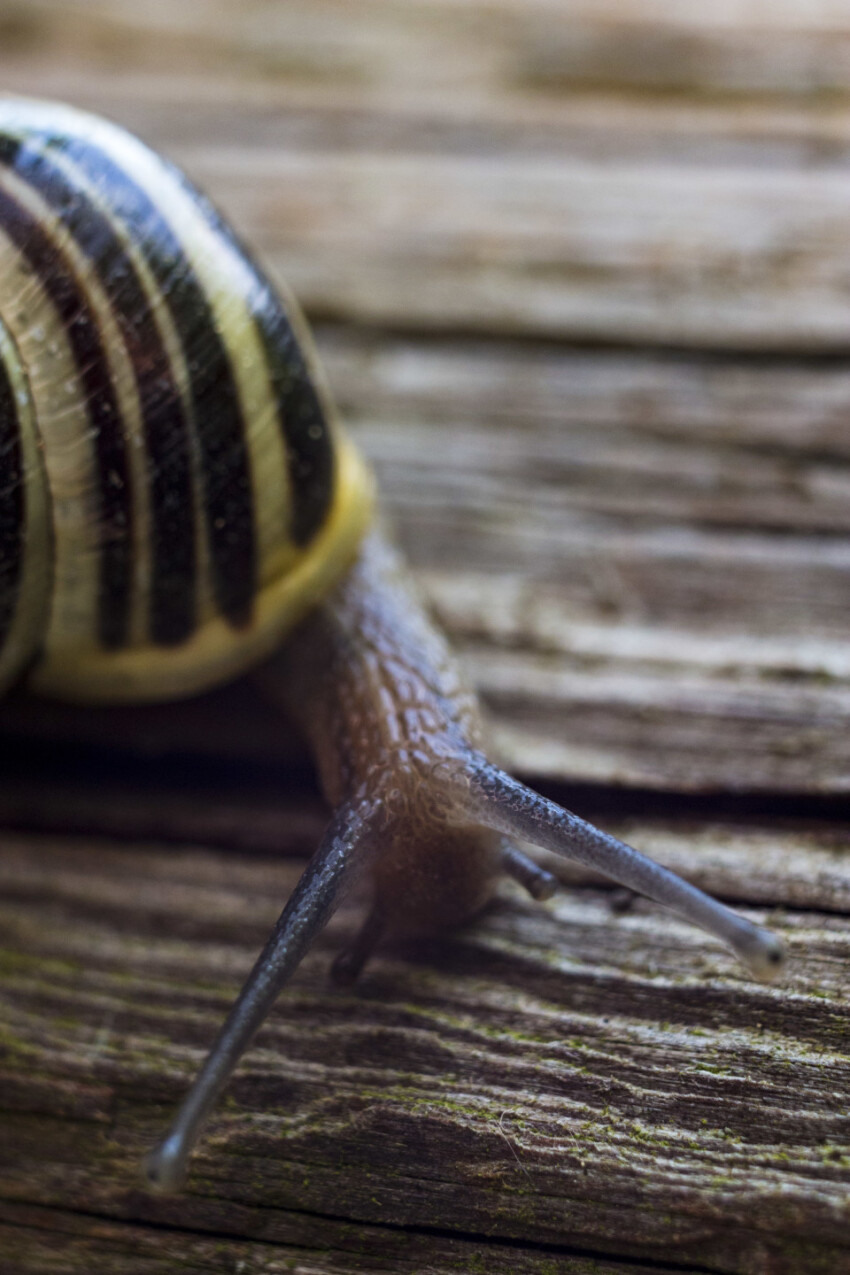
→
(0, 3, 848, 1273)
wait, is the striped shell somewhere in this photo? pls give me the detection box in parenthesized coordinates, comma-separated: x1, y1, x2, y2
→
(0, 99, 373, 702)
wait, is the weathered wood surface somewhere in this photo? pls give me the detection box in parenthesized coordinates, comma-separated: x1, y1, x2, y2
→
(1, 2, 850, 1273)
(3, 329, 850, 794)
(1, 782, 849, 1275)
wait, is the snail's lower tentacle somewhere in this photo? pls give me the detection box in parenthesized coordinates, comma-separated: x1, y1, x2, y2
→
(500, 841, 558, 901)
(462, 754, 785, 983)
(143, 793, 377, 1193)
(329, 907, 386, 987)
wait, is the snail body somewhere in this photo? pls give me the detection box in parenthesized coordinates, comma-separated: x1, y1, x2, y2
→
(0, 99, 784, 1192)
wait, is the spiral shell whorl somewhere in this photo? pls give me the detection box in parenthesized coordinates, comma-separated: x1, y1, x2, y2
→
(0, 98, 372, 700)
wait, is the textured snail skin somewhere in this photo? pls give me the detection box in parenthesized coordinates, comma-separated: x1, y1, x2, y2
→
(0, 99, 785, 1194)
(264, 527, 784, 983)
(266, 527, 504, 944)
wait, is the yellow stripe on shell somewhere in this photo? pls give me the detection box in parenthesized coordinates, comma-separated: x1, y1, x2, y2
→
(0, 316, 52, 692)
(31, 434, 374, 702)
(28, 133, 210, 642)
(5, 150, 158, 650)
(0, 211, 101, 655)
(0, 159, 150, 653)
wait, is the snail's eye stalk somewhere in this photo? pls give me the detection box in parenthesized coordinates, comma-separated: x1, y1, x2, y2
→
(143, 796, 376, 1193)
(463, 754, 785, 982)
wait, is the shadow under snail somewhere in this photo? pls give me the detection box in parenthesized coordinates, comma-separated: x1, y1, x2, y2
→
(0, 97, 785, 1192)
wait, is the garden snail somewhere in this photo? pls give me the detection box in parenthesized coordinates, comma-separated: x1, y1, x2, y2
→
(0, 98, 785, 1193)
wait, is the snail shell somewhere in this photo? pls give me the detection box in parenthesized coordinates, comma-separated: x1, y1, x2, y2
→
(0, 97, 372, 700)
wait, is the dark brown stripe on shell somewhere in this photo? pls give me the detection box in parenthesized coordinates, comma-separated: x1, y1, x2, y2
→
(0, 150, 132, 650)
(43, 132, 257, 629)
(250, 295, 334, 547)
(1, 134, 198, 646)
(185, 181, 335, 547)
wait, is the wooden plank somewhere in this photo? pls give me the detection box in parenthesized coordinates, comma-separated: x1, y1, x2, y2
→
(2, 328, 848, 794)
(4, 607, 850, 795)
(8, 0, 850, 182)
(165, 146, 850, 350)
(323, 331, 850, 457)
(0, 82, 845, 349)
(0, 1201, 665, 1275)
(4, 63, 850, 173)
(3, 11, 850, 350)
(0, 816, 847, 1274)
(332, 331, 850, 793)
(1, 772, 848, 912)
(9, 0, 850, 104)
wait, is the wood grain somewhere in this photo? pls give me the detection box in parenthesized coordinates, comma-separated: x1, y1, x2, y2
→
(1, 2, 849, 1272)
(2, 326, 848, 794)
(3, 8, 850, 349)
(0, 808, 848, 1275)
